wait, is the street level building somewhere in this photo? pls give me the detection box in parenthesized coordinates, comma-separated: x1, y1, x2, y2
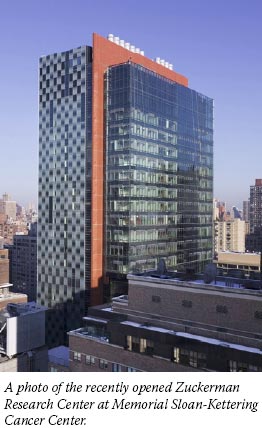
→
(38, 33, 213, 346)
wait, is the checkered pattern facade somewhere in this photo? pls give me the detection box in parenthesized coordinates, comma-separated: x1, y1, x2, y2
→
(37, 46, 92, 346)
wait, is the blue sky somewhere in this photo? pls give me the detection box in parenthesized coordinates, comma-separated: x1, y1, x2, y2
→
(1, 0, 262, 209)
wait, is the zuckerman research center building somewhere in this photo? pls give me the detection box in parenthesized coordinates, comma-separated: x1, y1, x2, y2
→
(37, 33, 213, 345)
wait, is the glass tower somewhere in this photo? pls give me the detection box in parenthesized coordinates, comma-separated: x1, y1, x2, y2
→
(106, 63, 213, 281)
(38, 33, 213, 345)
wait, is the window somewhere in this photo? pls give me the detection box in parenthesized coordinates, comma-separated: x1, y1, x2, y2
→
(254, 311, 262, 319)
(216, 305, 228, 314)
(228, 360, 261, 372)
(99, 359, 108, 369)
(85, 355, 95, 365)
(73, 352, 81, 362)
(174, 347, 207, 369)
(152, 295, 161, 303)
(48, 196, 53, 224)
(126, 335, 139, 352)
(173, 347, 180, 363)
(140, 338, 154, 355)
(182, 300, 192, 308)
(112, 363, 122, 372)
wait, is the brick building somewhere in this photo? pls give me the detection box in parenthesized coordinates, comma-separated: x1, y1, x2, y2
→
(68, 273, 262, 372)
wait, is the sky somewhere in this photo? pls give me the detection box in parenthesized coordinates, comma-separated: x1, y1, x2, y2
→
(0, 0, 262, 209)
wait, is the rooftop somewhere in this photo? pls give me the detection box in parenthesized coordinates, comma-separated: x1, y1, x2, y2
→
(48, 346, 69, 367)
(120, 321, 262, 355)
(69, 326, 109, 343)
(0, 302, 46, 318)
(127, 273, 262, 298)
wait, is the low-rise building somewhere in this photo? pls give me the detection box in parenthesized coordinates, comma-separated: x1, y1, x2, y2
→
(0, 301, 47, 372)
(68, 273, 262, 372)
(48, 346, 70, 372)
(215, 251, 260, 277)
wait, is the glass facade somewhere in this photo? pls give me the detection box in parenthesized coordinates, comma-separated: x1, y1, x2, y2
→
(105, 63, 213, 275)
(38, 46, 92, 346)
(38, 39, 214, 344)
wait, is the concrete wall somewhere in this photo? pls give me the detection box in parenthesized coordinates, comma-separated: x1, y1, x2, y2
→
(6, 309, 45, 357)
(127, 278, 262, 335)
(69, 334, 198, 372)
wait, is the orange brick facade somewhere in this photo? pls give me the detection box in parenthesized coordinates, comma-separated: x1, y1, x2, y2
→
(90, 33, 188, 304)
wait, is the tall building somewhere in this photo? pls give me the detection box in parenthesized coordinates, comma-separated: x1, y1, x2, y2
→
(213, 199, 226, 221)
(250, 179, 262, 233)
(232, 206, 242, 219)
(0, 238, 28, 310)
(243, 200, 250, 222)
(0, 193, 16, 220)
(214, 218, 246, 253)
(38, 33, 213, 346)
(246, 228, 262, 253)
(7, 223, 37, 302)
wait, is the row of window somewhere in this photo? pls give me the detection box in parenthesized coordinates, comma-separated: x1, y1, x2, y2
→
(174, 347, 207, 368)
(109, 242, 178, 257)
(150, 296, 262, 320)
(174, 348, 262, 371)
(110, 228, 177, 243)
(110, 200, 177, 213)
(109, 124, 177, 144)
(109, 154, 177, 171)
(126, 336, 154, 354)
(108, 214, 178, 227)
(109, 185, 177, 199)
(108, 170, 178, 184)
(109, 107, 177, 130)
(111, 139, 177, 157)
(72, 352, 137, 371)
